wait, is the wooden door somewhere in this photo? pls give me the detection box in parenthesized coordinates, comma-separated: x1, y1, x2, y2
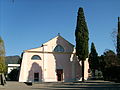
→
(56, 69, 63, 81)
(34, 73, 39, 82)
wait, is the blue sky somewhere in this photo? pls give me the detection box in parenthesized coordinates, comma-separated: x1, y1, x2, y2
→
(1, 0, 120, 56)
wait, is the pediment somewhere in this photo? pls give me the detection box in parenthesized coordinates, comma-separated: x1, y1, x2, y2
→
(24, 35, 75, 53)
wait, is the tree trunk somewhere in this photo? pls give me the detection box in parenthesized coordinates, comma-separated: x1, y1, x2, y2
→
(0, 73, 6, 85)
(82, 60, 84, 82)
(0, 74, 4, 85)
(92, 69, 95, 77)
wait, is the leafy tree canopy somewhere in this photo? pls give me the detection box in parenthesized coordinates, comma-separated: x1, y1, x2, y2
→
(103, 49, 118, 68)
(0, 37, 6, 73)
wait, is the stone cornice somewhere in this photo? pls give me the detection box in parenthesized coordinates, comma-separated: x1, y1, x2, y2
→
(24, 50, 75, 54)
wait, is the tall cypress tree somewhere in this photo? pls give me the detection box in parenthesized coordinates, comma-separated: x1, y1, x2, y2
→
(117, 17, 120, 62)
(88, 42, 99, 77)
(75, 7, 89, 82)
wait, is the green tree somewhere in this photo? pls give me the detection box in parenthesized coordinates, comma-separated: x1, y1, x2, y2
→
(99, 50, 119, 81)
(98, 55, 105, 73)
(0, 37, 6, 73)
(117, 17, 120, 63)
(88, 42, 99, 77)
(0, 37, 6, 85)
(103, 50, 117, 68)
(75, 7, 89, 82)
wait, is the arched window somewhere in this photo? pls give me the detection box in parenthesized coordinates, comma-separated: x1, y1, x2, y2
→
(54, 45, 64, 52)
(31, 55, 41, 60)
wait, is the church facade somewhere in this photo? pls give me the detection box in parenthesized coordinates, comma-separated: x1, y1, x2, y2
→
(19, 35, 89, 82)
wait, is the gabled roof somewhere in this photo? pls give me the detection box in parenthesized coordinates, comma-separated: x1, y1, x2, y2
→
(24, 34, 74, 52)
(24, 47, 43, 52)
(43, 34, 74, 47)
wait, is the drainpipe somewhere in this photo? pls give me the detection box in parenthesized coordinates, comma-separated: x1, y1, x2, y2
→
(42, 44, 44, 82)
(42, 44, 47, 82)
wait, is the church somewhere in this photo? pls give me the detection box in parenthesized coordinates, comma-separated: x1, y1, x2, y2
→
(19, 35, 89, 82)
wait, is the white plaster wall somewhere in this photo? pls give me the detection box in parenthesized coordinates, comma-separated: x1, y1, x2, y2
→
(19, 53, 29, 82)
(77, 58, 89, 81)
(19, 52, 43, 82)
(8, 64, 20, 74)
(42, 36, 78, 82)
(84, 58, 89, 80)
(43, 53, 57, 82)
(19, 35, 89, 82)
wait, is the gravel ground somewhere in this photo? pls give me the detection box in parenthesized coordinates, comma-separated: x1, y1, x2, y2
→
(0, 80, 120, 90)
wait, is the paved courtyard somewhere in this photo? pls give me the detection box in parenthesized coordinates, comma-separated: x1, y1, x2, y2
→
(0, 80, 120, 90)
